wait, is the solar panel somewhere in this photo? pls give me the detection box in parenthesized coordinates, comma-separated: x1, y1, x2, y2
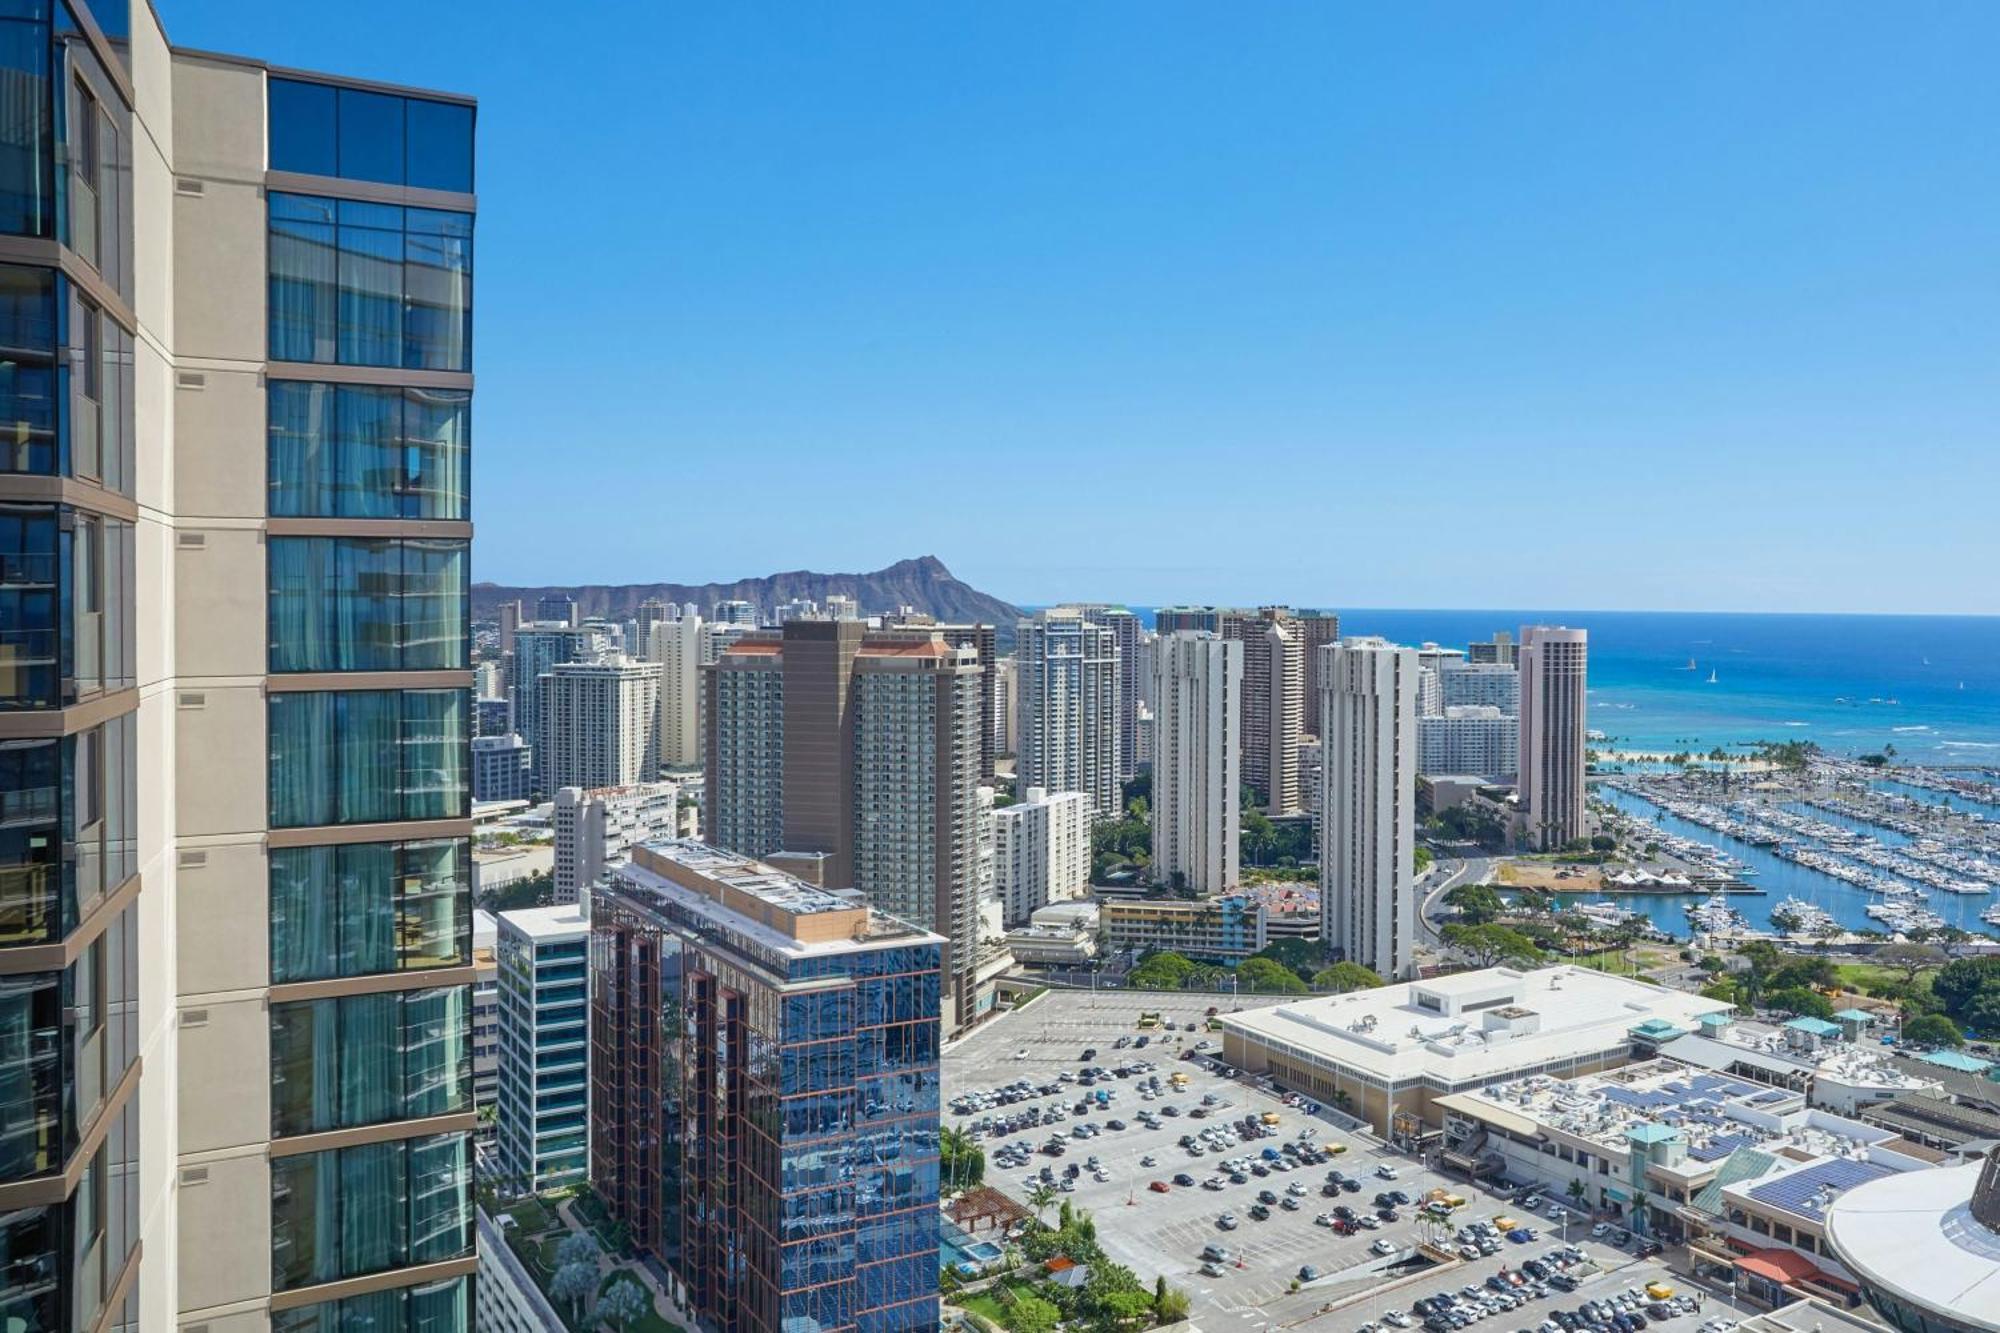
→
(1744, 1158, 1893, 1219)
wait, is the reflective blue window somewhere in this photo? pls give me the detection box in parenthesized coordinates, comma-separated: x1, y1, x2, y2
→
(269, 194, 471, 371)
(406, 99, 473, 192)
(271, 986, 472, 1136)
(335, 88, 402, 184)
(270, 1134, 471, 1291)
(267, 688, 469, 829)
(268, 536, 468, 673)
(266, 78, 335, 177)
(270, 838, 469, 983)
(267, 78, 473, 193)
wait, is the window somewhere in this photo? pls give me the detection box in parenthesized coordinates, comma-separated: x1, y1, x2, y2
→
(269, 382, 470, 521)
(270, 1133, 471, 1291)
(269, 839, 469, 983)
(270, 1276, 472, 1333)
(0, 267, 57, 473)
(267, 689, 468, 829)
(269, 194, 471, 370)
(271, 986, 471, 1136)
(0, 714, 132, 950)
(268, 537, 468, 673)
(66, 79, 97, 267)
(267, 77, 473, 194)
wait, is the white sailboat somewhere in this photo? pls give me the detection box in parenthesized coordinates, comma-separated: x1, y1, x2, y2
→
(1706, 669, 1719, 685)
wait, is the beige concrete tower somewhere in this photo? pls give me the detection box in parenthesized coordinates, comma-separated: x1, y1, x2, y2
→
(1519, 625, 1589, 851)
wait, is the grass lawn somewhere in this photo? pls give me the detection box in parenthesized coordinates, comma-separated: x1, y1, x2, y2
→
(958, 1277, 1045, 1325)
(1831, 962, 1930, 996)
(504, 1196, 556, 1236)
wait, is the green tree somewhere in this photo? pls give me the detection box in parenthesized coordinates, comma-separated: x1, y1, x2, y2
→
(1126, 950, 1198, 990)
(1235, 957, 1309, 995)
(1874, 942, 1947, 987)
(1242, 806, 1278, 866)
(1025, 1183, 1059, 1225)
(1002, 1292, 1060, 1333)
(551, 1262, 598, 1321)
(1769, 957, 1838, 992)
(1960, 992, 2000, 1038)
(594, 1277, 649, 1332)
(1444, 882, 1504, 925)
(1440, 923, 1544, 969)
(1252, 937, 1325, 982)
(557, 1232, 600, 1270)
(1414, 846, 1435, 874)
(1698, 954, 1729, 976)
(1902, 1013, 1964, 1048)
(942, 1126, 986, 1190)
(1765, 987, 1834, 1020)
(1311, 962, 1385, 993)
(1566, 1179, 1587, 1205)
(1931, 958, 2000, 1020)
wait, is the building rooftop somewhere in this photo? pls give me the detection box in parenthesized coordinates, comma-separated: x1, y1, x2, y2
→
(497, 902, 589, 941)
(1220, 966, 1732, 1086)
(1657, 1023, 1941, 1094)
(1740, 1155, 1896, 1224)
(1823, 1154, 2000, 1331)
(1729, 1299, 1888, 1333)
(612, 839, 945, 960)
(1920, 1049, 1997, 1075)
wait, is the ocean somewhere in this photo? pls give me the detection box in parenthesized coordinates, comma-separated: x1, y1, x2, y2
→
(1129, 608, 2000, 767)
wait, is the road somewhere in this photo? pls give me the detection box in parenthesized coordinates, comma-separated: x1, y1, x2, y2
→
(1418, 856, 1492, 947)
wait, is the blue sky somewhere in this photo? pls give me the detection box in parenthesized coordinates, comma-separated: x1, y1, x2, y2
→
(170, 2, 2000, 612)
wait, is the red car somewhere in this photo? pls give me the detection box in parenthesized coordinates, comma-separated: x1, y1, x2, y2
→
(1148, 1181, 1171, 1194)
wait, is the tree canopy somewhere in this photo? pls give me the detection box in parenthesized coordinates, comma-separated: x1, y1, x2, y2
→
(1235, 957, 1309, 995)
(1764, 987, 1834, 1020)
(1440, 922, 1543, 968)
(1311, 962, 1385, 993)
(1444, 882, 1504, 925)
(1251, 937, 1325, 982)
(1902, 1013, 1964, 1048)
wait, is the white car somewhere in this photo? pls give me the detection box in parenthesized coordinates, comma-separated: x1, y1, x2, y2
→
(1375, 1165, 1399, 1180)
(1014, 1049, 1029, 1060)
(1590, 1223, 1610, 1238)
(1371, 1239, 1399, 1256)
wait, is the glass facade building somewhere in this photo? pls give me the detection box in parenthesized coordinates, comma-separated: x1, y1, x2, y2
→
(591, 842, 943, 1333)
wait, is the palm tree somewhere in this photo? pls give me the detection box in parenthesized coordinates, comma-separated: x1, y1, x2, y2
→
(1026, 1183, 1059, 1227)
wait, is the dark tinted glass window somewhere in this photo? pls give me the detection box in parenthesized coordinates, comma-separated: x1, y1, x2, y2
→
(335, 88, 403, 184)
(405, 98, 473, 192)
(267, 78, 336, 177)
(0, 14, 51, 238)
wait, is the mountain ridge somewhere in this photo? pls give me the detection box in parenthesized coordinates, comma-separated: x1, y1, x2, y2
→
(472, 555, 1024, 636)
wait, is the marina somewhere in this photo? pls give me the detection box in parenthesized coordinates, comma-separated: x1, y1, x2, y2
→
(1594, 763, 2000, 939)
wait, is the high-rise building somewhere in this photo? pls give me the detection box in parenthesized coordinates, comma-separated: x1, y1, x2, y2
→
(712, 598, 757, 627)
(1152, 631, 1242, 895)
(511, 622, 604, 788)
(73, 36, 484, 1331)
(1519, 626, 1589, 851)
(590, 842, 943, 1333)
(537, 658, 661, 792)
(993, 787, 1093, 925)
(496, 904, 591, 1190)
(992, 655, 1017, 758)
(475, 693, 513, 737)
(473, 732, 535, 802)
(535, 593, 579, 626)
(648, 611, 705, 770)
(705, 623, 993, 1026)
(1225, 609, 1307, 815)
(1296, 608, 1342, 731)
(1100, 895, 1268, 963)
(1439, 661, 1520, 712)
(1468, 630, 1518, 666)
(882, 612, 999, 778)
(472, 909, 502, 1127)
(773, 595, 819, 622)
(1320, 638, 1418, 979)
(1062, 605, 1144, 780)
(552, 782, 686, 904)
(825, 592, 860, 620)
(1155, 605, 1222, 634)
(1418, 706, 1520, 780)
(633, 596, 672, 655)
(1015, 609, 1120, 818)
(498, 599, 523, 653)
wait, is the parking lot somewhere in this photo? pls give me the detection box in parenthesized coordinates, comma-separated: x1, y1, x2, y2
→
(947, 992, 1747, 1332)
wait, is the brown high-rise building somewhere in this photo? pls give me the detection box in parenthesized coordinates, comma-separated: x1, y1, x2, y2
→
(1296, 608, 1342, 731)
(704, 621, 991, 1025)
(882, 612, 998, 778)
(1223, 608, 1307, 815)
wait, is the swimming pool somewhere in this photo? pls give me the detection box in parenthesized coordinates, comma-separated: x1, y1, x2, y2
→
(940, 1219, 1005, 1275)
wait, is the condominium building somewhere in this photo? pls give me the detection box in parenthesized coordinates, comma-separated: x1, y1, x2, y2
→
(648, 611, 704, 769)
(1059, 605, 1144, 780)
(1439, 661, 1520, 712)
(474, 692, 512, 737)
(551, 781, 687, 905)
(0, 30, 491, 1332)
(1467, 630, 1519, 666)
(712, 598, 757, 627)
(1320, 637, 1419, 978)
(993, 786, 1092, 925)
(1520, 625, 1589, 850)
(1015, 608, 1120, 818)
(1151, 631, 1242, 895)
(706, 622, 993, 1027)
(511, 622, 604, 788)
(992, 655, 1017, 758)
(882, 612, 999, 778)
(496, 904, 591, 1190)
(473, 909, 502, 1126)
(1100, 895, 1268, 963)
(1155, 606, 1222, 634)
(535, 594, 579, 627)
(590, 841, 943, 1333)
(536, 657, 661, 792)
(472, 732, 534, 802)
(1418, 705, 1520, 780)
(1296, 609, 1342, 730)
(1224, 608, 1307, 815)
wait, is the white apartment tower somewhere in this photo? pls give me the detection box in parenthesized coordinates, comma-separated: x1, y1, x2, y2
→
(1519, 625, 1589, 851)
(993, 787, 1092, 925)
(1320, 638, 1418, 979)
(551, 781, 686, 904)
(537, 658, 661, 792)
(1015, 609, 1120, 818)
(1151, 632, 1242, 895)
(648, 611, 705, 769)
